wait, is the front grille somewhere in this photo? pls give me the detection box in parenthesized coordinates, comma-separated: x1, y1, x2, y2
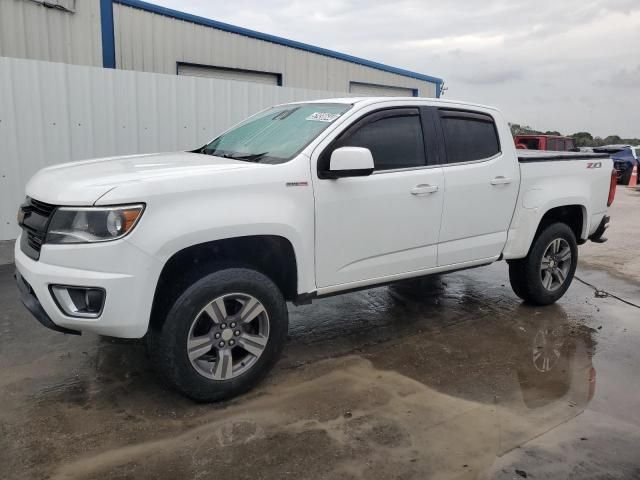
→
(18, 197, 57, 261)
(26, 232, 44, 251)
(29, 198, 56, 217)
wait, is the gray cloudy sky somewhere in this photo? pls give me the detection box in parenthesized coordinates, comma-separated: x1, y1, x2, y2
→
(154, 0, 639, 138)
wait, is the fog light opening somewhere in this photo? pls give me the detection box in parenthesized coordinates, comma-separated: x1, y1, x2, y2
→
(50, 285, 105, 318)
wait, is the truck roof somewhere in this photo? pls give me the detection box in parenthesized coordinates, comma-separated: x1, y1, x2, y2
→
(286, 97, 499, 112)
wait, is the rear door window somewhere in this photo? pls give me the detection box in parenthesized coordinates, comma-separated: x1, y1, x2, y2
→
(439, 110, 501, 163)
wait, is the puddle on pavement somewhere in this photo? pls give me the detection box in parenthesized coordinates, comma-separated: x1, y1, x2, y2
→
(1, 263, 638, 479)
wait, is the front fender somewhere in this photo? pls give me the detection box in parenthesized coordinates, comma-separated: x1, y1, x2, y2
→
(148, 222, 312, 293)
(97, 157, 316, 295)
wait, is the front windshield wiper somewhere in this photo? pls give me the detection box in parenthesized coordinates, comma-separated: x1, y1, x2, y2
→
(225, 152, 270, 163)
(198, 149, 270, 163)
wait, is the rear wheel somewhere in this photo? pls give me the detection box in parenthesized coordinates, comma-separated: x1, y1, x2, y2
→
(148, 268, 288, 402)
(508, 223, 578, 305)
(620, 169, 632, 185)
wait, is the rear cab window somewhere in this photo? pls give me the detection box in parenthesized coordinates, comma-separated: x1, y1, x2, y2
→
(438, 109, 501, 163)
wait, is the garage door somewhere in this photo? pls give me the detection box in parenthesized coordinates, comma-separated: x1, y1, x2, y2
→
(349, 81, 416, 97)
(177, 64, 280, 86)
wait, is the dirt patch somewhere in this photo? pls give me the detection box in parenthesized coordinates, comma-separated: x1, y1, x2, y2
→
(50, 357, 497, 480)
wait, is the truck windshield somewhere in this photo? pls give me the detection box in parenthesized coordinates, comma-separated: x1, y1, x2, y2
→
(201, 103, 352, 164)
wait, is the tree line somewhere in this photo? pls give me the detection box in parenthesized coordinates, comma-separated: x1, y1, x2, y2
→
(509, 123, 640, 148)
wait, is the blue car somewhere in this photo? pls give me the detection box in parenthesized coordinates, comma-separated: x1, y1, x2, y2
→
(611, 147, 639, 184)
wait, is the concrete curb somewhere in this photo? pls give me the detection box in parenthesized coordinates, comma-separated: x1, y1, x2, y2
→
(0, 240, 15, 265)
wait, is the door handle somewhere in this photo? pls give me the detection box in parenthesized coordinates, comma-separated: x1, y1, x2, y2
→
(411, 184, 439, 195)
(490, 176, 512, 185)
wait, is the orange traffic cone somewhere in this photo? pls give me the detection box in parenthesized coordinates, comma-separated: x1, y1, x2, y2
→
(629, 164, 638, 188)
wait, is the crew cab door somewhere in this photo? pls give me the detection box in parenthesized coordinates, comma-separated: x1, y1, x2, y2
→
(434, 108, 519, 266)
(312, 107, 444, 289)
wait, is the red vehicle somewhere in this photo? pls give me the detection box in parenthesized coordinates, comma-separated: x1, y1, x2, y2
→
(514, 135, 576, 151)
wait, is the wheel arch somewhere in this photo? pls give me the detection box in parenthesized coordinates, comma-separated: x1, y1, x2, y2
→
(535, 204, 587, 243)
(149, 235, 298, 331)
(503, 201, 588, 260)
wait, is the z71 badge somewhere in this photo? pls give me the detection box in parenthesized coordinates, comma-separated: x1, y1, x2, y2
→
(586, 162, 602, 169)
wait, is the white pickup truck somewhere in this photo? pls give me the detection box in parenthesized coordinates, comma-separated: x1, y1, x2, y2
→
(15, 97, 616, 401)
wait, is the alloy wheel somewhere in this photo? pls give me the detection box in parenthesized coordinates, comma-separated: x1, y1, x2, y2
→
(540, 238, 572, 292)
(186, 293, 270, 380)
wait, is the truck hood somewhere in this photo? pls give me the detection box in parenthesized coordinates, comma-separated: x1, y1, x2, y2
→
(25, 152, 263, 205)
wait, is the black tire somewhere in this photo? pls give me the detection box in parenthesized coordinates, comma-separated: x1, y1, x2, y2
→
(508, 223, 578, 306)
(147, 268, 288, 402)
(620, 170, 631, 185)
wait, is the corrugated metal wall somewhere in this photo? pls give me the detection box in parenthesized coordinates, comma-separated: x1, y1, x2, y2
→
(113, 3, 438, 97)
(0, 56, 350, 241)
(0, 0, 102, 66)
(0, 0, 439, 98)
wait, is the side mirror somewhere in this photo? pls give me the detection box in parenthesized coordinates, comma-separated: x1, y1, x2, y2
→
(326, 147, 374, 178)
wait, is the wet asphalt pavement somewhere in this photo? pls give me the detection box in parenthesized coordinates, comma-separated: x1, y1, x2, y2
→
(1, 258, 640, 480)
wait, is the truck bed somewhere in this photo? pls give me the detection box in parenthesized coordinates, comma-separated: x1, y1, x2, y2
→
(518, 151, 610, 162)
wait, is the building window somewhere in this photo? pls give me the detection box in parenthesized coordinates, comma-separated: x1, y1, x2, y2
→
(177, 63, 282, 86)
(349, 81, 417, 97)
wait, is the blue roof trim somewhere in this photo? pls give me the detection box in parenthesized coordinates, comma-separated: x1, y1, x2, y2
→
(114, 0, 443, 87)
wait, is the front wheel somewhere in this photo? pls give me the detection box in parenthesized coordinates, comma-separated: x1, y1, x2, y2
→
(148, 268, 288, 402)
(508, 223, 578, 306)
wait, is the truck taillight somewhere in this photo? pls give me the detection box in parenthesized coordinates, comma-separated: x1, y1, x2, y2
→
(607, 169, 617, 207)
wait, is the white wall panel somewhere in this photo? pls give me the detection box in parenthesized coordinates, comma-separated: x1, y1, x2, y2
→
(0, 0, 102, 66)
(0, 56, 349, 240)
(0, 0, 438, 95)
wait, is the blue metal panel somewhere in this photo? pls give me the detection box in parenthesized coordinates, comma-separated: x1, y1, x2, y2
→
(100, 0, 116, 68)
(114, 0, 443, 86)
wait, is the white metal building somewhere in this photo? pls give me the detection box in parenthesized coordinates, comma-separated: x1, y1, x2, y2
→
(0, 0, 443, 97)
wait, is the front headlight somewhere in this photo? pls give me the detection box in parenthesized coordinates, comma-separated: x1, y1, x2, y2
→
(46, 204, 144, 244)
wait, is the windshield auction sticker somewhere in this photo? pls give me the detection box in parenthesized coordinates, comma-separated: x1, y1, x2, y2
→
(306, 112, 341, 122)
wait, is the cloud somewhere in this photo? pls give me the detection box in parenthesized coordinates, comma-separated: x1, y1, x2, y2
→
(606, 64, 640, 89)
(458, 68, 524, 85)
(400, 34, 506, 52)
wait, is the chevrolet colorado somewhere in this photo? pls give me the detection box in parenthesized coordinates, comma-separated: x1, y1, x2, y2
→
(15, 97, 616, 401)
